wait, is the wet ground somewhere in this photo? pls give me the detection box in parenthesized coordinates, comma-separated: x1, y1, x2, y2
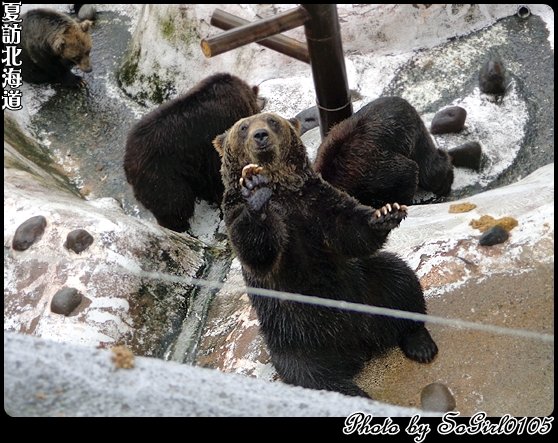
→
(27, 10, 153, 220)
(357, 261, 554, 416)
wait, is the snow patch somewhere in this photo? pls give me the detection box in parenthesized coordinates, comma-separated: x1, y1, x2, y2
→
(189, 200, 222, 245)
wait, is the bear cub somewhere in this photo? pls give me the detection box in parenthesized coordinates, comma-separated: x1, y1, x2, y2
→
(124, 73, 261, 233)
(314, 96, 454, 208)
(20, 8, 93, 87)
(214, 112, 438, 398)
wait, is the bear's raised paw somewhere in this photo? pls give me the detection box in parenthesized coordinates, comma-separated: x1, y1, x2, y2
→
(240, 164, 265, 187)
(240, 164, 271, 211)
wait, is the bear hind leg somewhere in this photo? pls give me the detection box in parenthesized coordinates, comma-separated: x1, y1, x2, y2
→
(152, 182, 196, 233)
(312, 378, 370, 398)
(399, 325, 438, 363)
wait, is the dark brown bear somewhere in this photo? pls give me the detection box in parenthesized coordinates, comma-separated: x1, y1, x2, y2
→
(314, 97, 454, 208)
(20, 8, 93, 87)
(124, 73, 261, 232)
(213, 113, 438, 398)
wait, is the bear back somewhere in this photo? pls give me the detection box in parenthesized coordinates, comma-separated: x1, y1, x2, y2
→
(314, 96, 454, 206)
(123, 73, 261, 232)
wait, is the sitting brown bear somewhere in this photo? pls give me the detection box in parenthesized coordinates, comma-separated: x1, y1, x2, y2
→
(124, 73, 261, 233)
(314, 97, 454, 208)
(20, 8, 93, 87)
(213, 112, 438, 398)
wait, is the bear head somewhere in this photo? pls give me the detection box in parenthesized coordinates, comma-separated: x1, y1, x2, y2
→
(52, 20, 93, 73)
(213, 112, 314, 190)
(424, 149, 454, 197)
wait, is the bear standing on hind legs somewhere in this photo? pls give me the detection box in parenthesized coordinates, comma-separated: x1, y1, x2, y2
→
(124, 73, 261, 233)
(20, 9, 93, 87)
(314, 96, 454, 208)
(214, 113, 438, 398)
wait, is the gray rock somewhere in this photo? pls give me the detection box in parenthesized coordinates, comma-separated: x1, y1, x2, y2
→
(64, 229, 94, 253)
(448, 141, 482, 171)
(294, 106, 320, 136)
(78, 5, 97, 22)
(516, 5, 531, 19)
(4, 140, 206, 356)
(430, 106, 467, 134)
(479, 225, 509, 246)
(421, 382, 456, 412)
(51, 287, 83, 316)
(195, 259, 273, 379)
(12, 216, 47, 251)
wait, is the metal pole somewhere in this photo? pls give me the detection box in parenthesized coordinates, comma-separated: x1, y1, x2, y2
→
(301, 4, 353, 137)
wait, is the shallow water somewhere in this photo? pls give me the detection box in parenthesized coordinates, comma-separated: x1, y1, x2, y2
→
(28, 10, 154, 220)
(385, 14, 554, 201)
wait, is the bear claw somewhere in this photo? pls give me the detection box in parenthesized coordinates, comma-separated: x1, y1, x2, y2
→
(370, 202, 407, 228)
(242, 164, 264, 180)
(240, 164, 265, 188)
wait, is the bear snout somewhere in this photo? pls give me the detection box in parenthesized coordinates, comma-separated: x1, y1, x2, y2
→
(79, 61, 92, 73)
(253, 129, 269, 148)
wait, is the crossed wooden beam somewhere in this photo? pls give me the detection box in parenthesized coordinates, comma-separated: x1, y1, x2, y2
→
(201, 4, 353, 138)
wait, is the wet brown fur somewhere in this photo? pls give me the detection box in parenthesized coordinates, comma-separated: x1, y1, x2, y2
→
(214, 113, 438, 398)
(124, 73, 261, 232)
(20, 8, 92, 86)
(314, 97, 454, 207)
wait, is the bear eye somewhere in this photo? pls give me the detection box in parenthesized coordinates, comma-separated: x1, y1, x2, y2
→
(239, 123, 248, 134)
(267, 118, 279, 130)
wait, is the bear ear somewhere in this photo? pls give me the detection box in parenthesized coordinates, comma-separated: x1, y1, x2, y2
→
(52, 34, 65, 54)
(213, 133, 227, 156)
(80, 20, 93, 32)
(288, 118, 302, 136)
(256, 96, 266, 111)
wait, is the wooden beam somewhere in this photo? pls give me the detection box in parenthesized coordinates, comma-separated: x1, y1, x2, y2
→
(210, 9, 309, 64)
(201, 6, 310, 59)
